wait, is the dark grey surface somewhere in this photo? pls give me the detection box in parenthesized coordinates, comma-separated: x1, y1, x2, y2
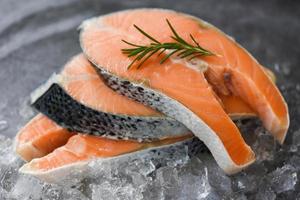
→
(0, 0, 299, 139)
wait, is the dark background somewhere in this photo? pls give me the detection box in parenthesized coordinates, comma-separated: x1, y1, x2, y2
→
(0, 0, 299, 138)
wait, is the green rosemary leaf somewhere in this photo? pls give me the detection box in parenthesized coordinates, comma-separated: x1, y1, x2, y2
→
(121, 39, 143, 48)
(177, 49, 191, 57)
(189, 34, 200, 48)
(136, 47, 154, 61)
(137, 48, 161, 69)
(121, 19, 214, 69)
(160, 49, 180, 64)
(158, 48, 167, 56)
(179, 50, 195, 58)
(188, 53, 203, 61)
(127, 56, 141, 69)
(133, 24, 161, 44)
(166, 19, 188, 46)
(128, 48, 146, 57)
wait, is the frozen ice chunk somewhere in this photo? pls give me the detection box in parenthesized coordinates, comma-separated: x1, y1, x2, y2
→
(177, 166, 214, 200)
(252, 128, 276, 162)
(41, 183, 62, 200)
(256, 183, 276, 200)
(125, 159, 156, 176)
(201, 154, 232, 196)
(91, 182, 143, 200)
(0, 165, 19, 193)
(268, 164, 297, 194)
(62, 187, 89, 200)
(10, 175, 43, 200)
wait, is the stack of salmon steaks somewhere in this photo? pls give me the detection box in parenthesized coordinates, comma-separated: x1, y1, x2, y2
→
(14, 9, 289, 183)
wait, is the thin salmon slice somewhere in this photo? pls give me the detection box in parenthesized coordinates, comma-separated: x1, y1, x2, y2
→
(15, 114, 75, 162)
(19, 134, 193, 183)
(80, 9, 259, 174)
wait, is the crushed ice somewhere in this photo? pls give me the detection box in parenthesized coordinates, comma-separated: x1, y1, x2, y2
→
(0, 116, 299, 200)
(0, 83, 298, 200)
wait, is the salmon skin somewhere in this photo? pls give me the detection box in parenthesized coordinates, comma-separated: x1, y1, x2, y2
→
(19, 134, 201, 184)
(80, 9, 289, 174)
(31, 54, 189, 142)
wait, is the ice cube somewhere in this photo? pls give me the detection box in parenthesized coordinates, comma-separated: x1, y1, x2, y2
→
(252, 130, 276, 162)
(232, 161, 268, 194)
(0, 165, 19, 192)
(177, 166, 215, 200)
(198, 154, 232, 196)
(125, 159, 156, 177)
(91, 182, 143, 200)
(268, 164, 297, 194)
(9, 175, 43, 200)
(41, 183, 62, 200)
(62, 187, 90, 200)
(154, 166, 180, 199)
(232, 173, 256, 193)
(255, 183, 276, 200)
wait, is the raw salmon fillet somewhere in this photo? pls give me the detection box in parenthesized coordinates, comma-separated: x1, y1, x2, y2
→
(80, 9, 289, 173)
(19, 134, 193, 183)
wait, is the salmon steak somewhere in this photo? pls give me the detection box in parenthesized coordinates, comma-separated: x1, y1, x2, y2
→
(16, 110, 200, 183)
(19, 133, 198, 183)
(80, 9, 289, 174)
(30, 54, 266, 142)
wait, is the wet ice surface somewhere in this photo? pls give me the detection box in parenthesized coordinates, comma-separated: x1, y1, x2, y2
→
(1, 84, 300, 200)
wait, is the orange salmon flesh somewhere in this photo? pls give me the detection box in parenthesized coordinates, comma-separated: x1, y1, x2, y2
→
(15, 114, 75, 162)
(80, 9, 289, 173)
(20, 134, 192, 172)
(61, 54, 262, 118)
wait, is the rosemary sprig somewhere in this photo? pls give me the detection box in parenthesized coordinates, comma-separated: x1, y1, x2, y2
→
(121, 19, 214, 69)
